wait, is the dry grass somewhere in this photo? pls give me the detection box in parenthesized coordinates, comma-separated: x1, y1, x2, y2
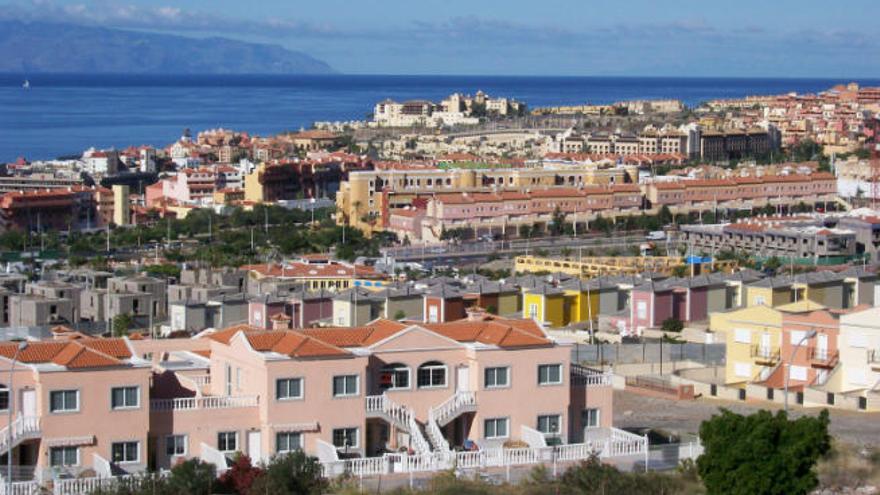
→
(817, 442, 880, 492)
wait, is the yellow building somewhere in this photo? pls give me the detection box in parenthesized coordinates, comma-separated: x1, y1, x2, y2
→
(715, 300, 826, 385)
(561, 279, 600, 325)
(522, 285, 567, 328)
(514, 255, 733, 278)
(112, 184, 130, 226)
(744, 278, 805, 308)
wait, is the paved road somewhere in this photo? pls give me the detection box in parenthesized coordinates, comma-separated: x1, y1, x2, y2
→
(613, 390, 880, 447)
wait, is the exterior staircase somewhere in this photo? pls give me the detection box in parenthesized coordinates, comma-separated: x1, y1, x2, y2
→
(0, 416, 41, 456)
(365, 395, 431, 454)
(426, 391, 477, 453)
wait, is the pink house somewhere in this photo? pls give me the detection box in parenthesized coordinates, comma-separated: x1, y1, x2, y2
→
(1, 315, 626, 488)
(0, 336, 152, 480)
(762, 309, 847, 390)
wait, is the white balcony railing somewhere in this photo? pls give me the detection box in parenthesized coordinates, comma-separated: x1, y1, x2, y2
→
(571, 364, 613, 387)
(150, 395, 258, 411)
(0, 416, 41, 455)
(430, 391, 477, 427)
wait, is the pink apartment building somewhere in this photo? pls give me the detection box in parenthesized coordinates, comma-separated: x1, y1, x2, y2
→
(0, 315, 619, 487)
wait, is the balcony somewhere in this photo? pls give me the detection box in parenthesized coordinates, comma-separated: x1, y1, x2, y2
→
(808, 348, 839, 368)
(150, 395, 259, 411)
(571, 364, 613, 387)
(750, 345, 780, 364)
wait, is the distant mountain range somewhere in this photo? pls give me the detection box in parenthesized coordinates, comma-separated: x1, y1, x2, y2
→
(0, 20, 335, 75)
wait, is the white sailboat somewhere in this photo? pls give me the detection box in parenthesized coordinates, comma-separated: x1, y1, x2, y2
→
(22, 79, 30, 90)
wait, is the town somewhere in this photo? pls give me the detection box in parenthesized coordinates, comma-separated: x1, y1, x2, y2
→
(0, 82, 879, 495)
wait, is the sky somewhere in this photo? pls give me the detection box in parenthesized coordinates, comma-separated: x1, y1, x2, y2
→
(2, 0, 879, 77)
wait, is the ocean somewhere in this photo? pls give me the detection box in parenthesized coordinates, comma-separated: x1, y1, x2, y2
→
(2, 74, 879, 162)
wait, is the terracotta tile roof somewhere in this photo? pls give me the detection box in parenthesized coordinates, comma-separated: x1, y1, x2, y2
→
(421, 317, 550, 348)
(0, 338, 130, 369)
(300, 320, 408, 347)
(244, 331, 350, 358)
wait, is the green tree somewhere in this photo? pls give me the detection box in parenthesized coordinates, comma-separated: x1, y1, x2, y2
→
(112, 313, 134, 337)
(248, 451, 327, 495)
(763, 256, 783, 274)
(698, 409, 831, 495)
(661, 317, 684, 333)
(166, 458, 217, 495)
(394, 309, 407, 321)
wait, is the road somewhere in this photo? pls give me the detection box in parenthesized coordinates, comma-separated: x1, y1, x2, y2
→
(382, 232, 653, 262)
(613, 390, 880, 447)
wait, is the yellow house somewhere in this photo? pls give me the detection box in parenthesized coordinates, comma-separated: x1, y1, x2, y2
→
(714, 305, 784, 385)
(744, 277, 805, 308)
(561, 279, 600, 325)
(715, 300, 827, 385)
(522, 285, 567, 328)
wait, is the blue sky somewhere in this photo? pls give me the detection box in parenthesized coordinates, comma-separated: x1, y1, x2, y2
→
(3, 0, 879, 76)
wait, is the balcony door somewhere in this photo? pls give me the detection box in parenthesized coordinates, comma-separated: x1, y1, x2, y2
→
(761, 333, 771, 354)
(817, 334, 828, 360)
(20, 389, 36, 417)
(247, 431, 262, 463)
(456, 366, 470, 393)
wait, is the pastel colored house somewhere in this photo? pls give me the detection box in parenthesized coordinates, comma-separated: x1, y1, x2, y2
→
(561, 279, 599, 325)
(333, 288, 383, 327)
(289, 289, 333, 328)
(0, 336, 152, 481)
(716, 304, 785, 385)
(375, 284, 424, 321)
(836, 307, 880, 410)
(522, 285, 567, 328)
(423, 285, 466, 323)
(463, 282, 519, 318)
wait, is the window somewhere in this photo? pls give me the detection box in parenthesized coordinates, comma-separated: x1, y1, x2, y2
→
(276, 378, 303, 400)
(755, 295, 766, 306)
(734, 362, 751, 377)
(50, 390, 79, 412)
(734, 328, 751, 344)
(332, 428, 358, 448)
(217, 432, 238, 452)
(537, 414, 561, 434)
(111, 442, 139, 463)
(0, 385, 8, 411)
(111, 386, 139, 409)
(49, 446, 79, 467)
(582, 408, 600, 428)
(484, 418, 509, 439)
(790, 365, 808, 381)
(484, 367, 510, 388)
(276, 432, 302, 453)
(166, 435, 187, 457)
(225, 364, 233, 396)
(332, 375, 359, 397)
(790, 330, 807, 345)
(417, 361, 447, 388)
(538, 364, 563, 385)
(379, 364, 410, 391)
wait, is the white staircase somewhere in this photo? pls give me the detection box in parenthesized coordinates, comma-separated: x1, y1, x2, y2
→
(365, 395, 431, 454)
(429, 391, 477, 428)
(426, 391, 477, 454)
(0, 416, 40, 456)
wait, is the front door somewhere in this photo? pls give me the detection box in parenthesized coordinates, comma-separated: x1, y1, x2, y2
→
(247, 431, 262, 462)
(456, 366, 470, 393)
(20, 389, 36, 417)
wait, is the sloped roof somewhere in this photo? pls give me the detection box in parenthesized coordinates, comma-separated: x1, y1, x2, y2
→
(0, 338, 131, 370)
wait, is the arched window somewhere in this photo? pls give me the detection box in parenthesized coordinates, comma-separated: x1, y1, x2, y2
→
(417, 361, 447, 388)
(379, 363, 410, 391)
(0, 384, 8, 412)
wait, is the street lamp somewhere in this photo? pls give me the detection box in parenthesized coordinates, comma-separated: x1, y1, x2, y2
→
(784, 330, 817, 414)
(7, 341, 27, 489)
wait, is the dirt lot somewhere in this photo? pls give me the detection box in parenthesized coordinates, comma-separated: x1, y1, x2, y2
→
(613, 390, 880, 447)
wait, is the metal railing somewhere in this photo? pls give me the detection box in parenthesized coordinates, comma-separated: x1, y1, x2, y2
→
(149, 395, 258, 411)
(808, 348, 838, 367)
(750, 344, 780, 362)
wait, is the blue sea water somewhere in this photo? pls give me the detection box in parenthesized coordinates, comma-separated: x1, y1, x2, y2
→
(2, 74, 879, 162)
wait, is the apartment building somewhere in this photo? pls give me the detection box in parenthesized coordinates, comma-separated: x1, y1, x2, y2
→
(0, 336, 152, 480)
(241, 257, 388, 292)
(337, 165, 635, 235)
(836, 307, 880, 409)
(644, 172, 837, 208)
(0, 312, 623, 491)
(388, 185, 642, 242)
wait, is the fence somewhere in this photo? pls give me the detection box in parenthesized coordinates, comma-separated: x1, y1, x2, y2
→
(572, 343, 725, 366)
(640, 441, 704, 472)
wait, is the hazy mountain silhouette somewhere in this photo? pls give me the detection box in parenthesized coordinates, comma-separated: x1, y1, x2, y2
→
(0, 20, 335, 74)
